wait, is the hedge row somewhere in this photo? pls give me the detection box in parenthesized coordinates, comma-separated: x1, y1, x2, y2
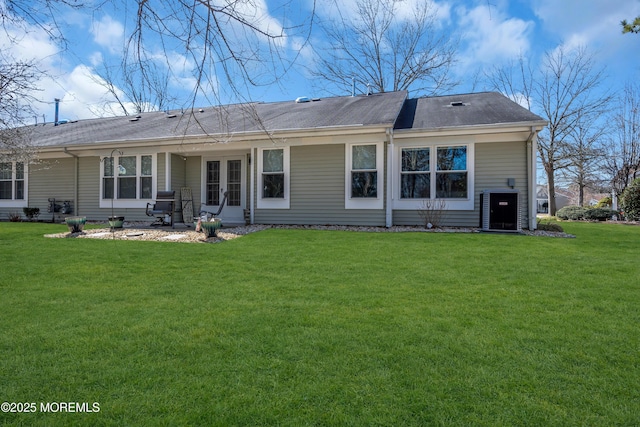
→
(556, 206, 620, 221)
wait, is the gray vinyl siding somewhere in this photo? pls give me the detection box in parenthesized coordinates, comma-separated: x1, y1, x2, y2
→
(254, 144, 386, 226)
(185, 157, 202, 213)
(157, 153, 166, 192)
(7, 157, 76, 222)
(393, 141, 530, 228)
(76, 156, 151, 222)
(475, 140, 529, 228)
(71, 153, 173, 222)
(77, 157, 100, 219)
(171, 154, 187, 222)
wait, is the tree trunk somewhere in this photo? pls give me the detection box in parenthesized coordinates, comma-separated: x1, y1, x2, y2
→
(547, 169, 557, 216)
(578, 183, 585, 206)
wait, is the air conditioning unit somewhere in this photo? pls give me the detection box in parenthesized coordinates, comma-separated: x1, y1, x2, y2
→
(481, 189, 521, 232)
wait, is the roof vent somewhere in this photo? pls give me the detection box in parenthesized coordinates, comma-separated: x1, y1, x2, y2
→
(295, 96, 310, 103)
(199, 108, 204, 113)
(166, 113, 177, 118)
(449, 101, 466, 107)
(129, 117, 139, 122)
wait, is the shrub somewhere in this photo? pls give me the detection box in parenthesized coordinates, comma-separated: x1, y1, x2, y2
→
(595, 196, 612, 208)
(417, 199, 447, 229)
(7, 212, 22, 222)
(536, 222, 564, 232)
(583, 207, 619, 221)
(621, 178, 640, 221)
(23, 207, 40, 221)
(556, 206, 588, 220)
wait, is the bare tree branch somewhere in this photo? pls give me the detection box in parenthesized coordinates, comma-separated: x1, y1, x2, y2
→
(310, 0, 458, 97)
(605, 83, 640, 196)
(485, 46, 612, 215)
(0, 51, 41, 162)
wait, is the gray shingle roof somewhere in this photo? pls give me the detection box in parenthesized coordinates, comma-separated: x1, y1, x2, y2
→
(12, 91, 546, 149)
(24, 91, 408, 148)
(394, 92, 545, 130)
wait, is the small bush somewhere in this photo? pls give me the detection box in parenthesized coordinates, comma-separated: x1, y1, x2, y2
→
(595, 196, 612, 208)
(7, 212, 22, 222)
(583, 207, 618, 221)
(537, 222, 564, 232)
(621, 178, 640, 221)
(23, 207, 40, 221)
(556, 206, 588, 220)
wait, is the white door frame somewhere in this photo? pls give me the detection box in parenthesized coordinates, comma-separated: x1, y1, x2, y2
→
(200, 154, 246, 224)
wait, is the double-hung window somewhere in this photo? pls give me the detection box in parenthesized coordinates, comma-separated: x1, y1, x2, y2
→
(351, 145, 378, 198)
(345, 143, 383, 209)
(0, 161, 26, 206)
(436, 146, 468, 198)
(262, 149, 285, 199)
(396, 143, 473, 210)
(258, 147, 290, 209)
(101, 154, 155, 207)
(401, 148, 430, 199)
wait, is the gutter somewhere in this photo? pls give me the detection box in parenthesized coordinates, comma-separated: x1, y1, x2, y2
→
(392, 120, 548, 137)
(34, 124, 394, 154)
(63, 148, 80, 216)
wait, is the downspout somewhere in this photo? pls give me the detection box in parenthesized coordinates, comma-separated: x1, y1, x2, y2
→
(386, 128, 394, 228)
(526, 127, 538, 230)
(250, 147, 255, 224)
(63, 148, 79, 216)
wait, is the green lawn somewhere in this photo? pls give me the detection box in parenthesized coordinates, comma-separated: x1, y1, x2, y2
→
(0, 222, 638, 426)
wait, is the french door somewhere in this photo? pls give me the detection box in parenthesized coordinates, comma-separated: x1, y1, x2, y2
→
(204, 156, 245, 223)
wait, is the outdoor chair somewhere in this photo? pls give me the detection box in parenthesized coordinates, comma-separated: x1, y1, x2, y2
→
(198, 191, 229, 222)
(146, 190, 175, 227)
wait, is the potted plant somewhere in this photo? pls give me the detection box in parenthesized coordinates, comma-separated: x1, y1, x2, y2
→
(65, 216, 86, 233)
(200, 218, 222, 238)
(108, 216, 125, 229)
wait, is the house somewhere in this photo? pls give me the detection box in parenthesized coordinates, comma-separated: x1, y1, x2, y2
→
(0, 91, 546, 229)
(536, 185, 572, 214)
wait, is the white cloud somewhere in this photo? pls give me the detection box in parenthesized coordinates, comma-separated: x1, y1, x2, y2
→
(456, 4, 534, 67)
(36, 65, 136, 120)
(531, 0, 640, 83)
(90, 15, 124, 54)
(0, 20, 59, 63)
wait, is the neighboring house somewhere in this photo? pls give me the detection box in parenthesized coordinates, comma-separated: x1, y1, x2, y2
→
(0, 91, 546, 229)
(536, 185, 572, 214)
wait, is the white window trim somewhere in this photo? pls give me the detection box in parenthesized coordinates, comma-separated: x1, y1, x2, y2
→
(345, 142, 384, 210)
(257, 146, 290, 209)
(393, 143, 474, 211)
(99, 153, 157, 209)
(0, 161, 27, 208)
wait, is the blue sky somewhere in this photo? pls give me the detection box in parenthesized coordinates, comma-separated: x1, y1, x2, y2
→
(2, 0, 640, 121)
